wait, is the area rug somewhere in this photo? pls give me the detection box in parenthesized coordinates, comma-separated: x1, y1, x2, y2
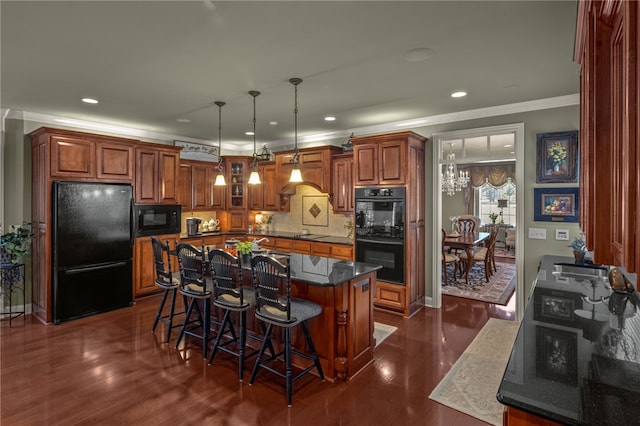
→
(442, 262, 515, 305)
(373, 322, 397, 347)
(429, 318, 520, 426)
(494, 246, 515, 259)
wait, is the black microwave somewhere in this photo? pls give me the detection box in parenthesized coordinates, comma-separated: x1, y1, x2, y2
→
(133, 204, 181, 237)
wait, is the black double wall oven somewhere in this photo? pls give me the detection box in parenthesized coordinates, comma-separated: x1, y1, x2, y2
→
(354, 187, 405, 284)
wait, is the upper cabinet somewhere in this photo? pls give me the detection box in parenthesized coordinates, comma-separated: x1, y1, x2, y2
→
(134, 144, 181, 204)
(227, 157, 249, 210)
(331, 153, 354, 213)
(575, 0, 639, 273)
(34, 127, 135, 181)
(351, 134, 408, 186)
(248, 162, 278, 211)
(276, 146, 342, 194)
(178, 160, 225, 211)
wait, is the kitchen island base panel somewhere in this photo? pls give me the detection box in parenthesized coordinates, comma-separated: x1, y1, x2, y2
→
(225, 269, 376, 383)
(503, 407, 564, 426)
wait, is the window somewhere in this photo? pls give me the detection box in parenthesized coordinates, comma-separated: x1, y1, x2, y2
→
(477, 179, 516, 226)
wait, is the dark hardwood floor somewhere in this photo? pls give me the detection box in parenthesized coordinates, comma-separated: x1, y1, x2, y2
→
(1, 292, 515, 425)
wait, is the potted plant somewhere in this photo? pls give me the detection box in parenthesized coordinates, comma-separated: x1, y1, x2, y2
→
(569, 232, 587, 264)
(488, 212, 499, 224)
(236, 241, 254, 263)
(1, 224, 34, 265)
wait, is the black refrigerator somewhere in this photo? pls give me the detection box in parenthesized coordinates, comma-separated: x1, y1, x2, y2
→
(52, 182, 134, 324)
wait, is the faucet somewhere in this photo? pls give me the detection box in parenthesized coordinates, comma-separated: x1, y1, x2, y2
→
(252, 237, 269, 250)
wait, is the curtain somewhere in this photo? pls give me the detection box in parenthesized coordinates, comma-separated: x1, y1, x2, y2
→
(460, 164, 516, 214)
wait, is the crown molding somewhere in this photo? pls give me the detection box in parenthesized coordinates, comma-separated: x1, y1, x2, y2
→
(4, 93, 579, 149)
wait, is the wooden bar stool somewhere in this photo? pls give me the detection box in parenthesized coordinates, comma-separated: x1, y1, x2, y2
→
(150, 237, 184, 343)
(249, 254, 325, 407)
(174, 243, 213, 358)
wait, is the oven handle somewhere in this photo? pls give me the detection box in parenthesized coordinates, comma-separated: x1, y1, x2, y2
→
(355, 198, 405, 203)
(356, 238, 404, 245)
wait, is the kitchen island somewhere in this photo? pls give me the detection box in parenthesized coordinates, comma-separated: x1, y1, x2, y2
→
(215, 251, 380, 383)
(498, 255, 640, 425)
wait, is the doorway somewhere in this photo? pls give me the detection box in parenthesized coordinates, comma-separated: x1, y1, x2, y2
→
(431, 123, 525, 320)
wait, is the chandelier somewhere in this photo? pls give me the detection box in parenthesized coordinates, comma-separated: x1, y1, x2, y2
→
(441, 143, 469, 196)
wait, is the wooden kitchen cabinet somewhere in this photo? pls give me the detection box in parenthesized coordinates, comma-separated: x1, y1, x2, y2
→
(331, 153, 354, 213)
(276, 146, 342, 194)
(352, 133, 408, 186)
(134, 234, 180, 297)
(352, 131, 427, 317)
(178, 163, 192, 209)
(30, 127, 176, 323)
(96, 142, 134, 181)
(575, 0, 639, 273)
(248, 162, 278, 211)
(50, 135, 96, 178)
(134, 144, 181, 204)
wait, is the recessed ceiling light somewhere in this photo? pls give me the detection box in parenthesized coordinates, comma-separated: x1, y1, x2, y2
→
(176, 118, 191, 123)
(245, 131, 254, 136)
(269, 121, 278, 126)
(404, 48, 434, 62)
(82, 98, 98, 104)
(324, 116, 336, 121)
(450, 91, 467, 98)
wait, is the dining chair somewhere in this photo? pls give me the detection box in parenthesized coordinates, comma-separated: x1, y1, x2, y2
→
(207, 248, 260, 381)
(458, 226, 499, 282)
(151, 237, 185, 343)
(456, 216, 477, 234)
(249, 254, 325, 407)
(441, 229, 459, 285)
(175, 243, 213, 358)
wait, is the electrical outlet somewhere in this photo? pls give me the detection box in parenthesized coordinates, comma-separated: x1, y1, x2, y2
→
(555, 229, 569, 241)
(528, 228, 547, 240)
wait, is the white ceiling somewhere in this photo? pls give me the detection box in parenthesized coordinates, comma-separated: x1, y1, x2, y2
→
(1, 1, 580, 150)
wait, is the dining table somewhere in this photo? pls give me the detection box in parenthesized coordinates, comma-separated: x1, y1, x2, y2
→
(443, 231, 490, 285)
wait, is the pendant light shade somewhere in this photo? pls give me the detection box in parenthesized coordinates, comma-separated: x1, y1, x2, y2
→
(289, 77, 303, 183)
(214, 101, 226, 186)
(248, 90, 261, 185)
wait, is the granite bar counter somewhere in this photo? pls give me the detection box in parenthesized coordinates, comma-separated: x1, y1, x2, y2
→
(498, 255, 640, 425)
(180, 230, 353, 246)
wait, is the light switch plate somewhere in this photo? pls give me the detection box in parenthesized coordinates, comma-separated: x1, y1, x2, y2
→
(555, 229, 569, 241)
(528, 228, 547, 239)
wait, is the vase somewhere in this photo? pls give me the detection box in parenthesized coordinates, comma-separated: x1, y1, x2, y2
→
(553, 163, 560, 173)
(573, 251, 585, 264)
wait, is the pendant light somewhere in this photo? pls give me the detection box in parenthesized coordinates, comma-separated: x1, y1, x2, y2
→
(289, 77, 303, 183)
(213, 101, 227, 186)
(248, 90, 261, 185)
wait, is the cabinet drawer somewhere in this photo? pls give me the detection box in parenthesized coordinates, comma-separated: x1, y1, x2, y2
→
(374, 281, 406, 312)
(312, 242, 332, 256)
(292, 240, 312, 254)
(331, 245, 353, 260)
(275, 238, 293, 252)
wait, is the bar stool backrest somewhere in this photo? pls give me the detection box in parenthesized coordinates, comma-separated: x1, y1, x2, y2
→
(208, 248, 244, 305)
(251, 254, 293, 323)
(175, 243, 207, 296)
(151, 237, 174, 286)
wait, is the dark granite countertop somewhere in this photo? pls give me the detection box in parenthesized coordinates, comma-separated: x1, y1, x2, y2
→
(180, 230, 353, 246)
(497, 255, 640, 425)
(258, 251, 381, 287)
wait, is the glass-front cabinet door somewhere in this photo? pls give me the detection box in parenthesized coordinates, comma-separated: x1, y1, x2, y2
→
(226, 157, 248, 210)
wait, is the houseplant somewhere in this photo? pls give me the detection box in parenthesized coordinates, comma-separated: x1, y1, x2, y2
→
(488, 212, 499, 224)
(569, 232, 587, 264)
(1, 224, 34, 265)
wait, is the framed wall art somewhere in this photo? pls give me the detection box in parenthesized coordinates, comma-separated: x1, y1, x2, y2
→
(533, 187, 579, 222)
(174, 140, 219, 162)
(536, 130, 578, 183)
(535, 326, 577, 385)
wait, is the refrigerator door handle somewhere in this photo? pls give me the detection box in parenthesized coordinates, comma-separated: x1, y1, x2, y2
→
(130, 198, 135, 247)
(65, 262, 128, 275)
